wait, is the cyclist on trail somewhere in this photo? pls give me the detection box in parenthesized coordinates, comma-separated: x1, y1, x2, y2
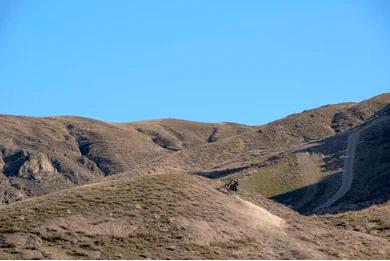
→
(227, 179, 239, 194)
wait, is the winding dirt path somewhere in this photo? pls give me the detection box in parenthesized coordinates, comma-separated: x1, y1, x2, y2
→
(314, 129, 361, 212)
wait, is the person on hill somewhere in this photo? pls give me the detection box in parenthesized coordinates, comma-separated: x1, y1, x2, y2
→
(227, 179, 239, 194)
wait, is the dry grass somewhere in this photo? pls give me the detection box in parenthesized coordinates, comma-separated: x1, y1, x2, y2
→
(0, 173, 389, 259)
(0, 94, 389, 259)
(241, 155, 301, 197)
(0, 93, 388, 206)
(323, 202, 390, 241)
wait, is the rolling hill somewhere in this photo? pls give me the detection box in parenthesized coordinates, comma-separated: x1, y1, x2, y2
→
(0, 174, 388, 259)
(0, 93, 389, 259)
(1, 93, 388, 206)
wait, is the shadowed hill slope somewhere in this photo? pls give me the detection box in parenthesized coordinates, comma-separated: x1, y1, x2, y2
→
(0, 174, 388, 259)
(240, 97, 390, 214)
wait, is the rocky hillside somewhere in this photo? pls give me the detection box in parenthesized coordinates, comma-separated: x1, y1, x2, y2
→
(0, 116, 167, 203)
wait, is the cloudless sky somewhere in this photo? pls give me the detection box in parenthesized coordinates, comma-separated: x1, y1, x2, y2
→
(0, 0, 389, 125)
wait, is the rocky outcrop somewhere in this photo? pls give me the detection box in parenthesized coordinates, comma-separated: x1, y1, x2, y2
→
(3, 189, 24, 204)
(135, 128, 180, 151)
(2, 150, 29, 176)
(207, 128, 218, 143)
(78, 156, 103, 174)
(331, 104, 378, 133)
(18, 153, 56, 179)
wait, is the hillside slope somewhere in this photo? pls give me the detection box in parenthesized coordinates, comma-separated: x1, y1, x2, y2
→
(240, 95, 390, 214)
(0, 174, 388, 259)
(0, 116, 170, 203)
(0, 93, 388, 206)
(324, 202, 390, 241)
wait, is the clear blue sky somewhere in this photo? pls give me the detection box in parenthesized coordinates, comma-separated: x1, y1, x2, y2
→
(0, 0, 389, 125)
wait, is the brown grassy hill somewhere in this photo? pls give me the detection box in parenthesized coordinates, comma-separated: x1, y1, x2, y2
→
(256, 93, 389, 147)
(0, 93, 389, 259)
(0, 93, 388, 206)
(0, 173, 388, 259)
(0, 115, 169, 203)
(300, 104, 390, 214)
(123, 93, 390, 175)
(323, 202, 390, 241)
(239, 96, 390, 214)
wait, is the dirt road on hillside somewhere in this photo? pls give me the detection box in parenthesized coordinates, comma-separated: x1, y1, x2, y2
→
(314, 129, 361, 212)
(314, 130, 361, 212)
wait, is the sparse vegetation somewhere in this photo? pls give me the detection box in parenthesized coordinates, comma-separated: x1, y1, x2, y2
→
(0, 93, 389, 259)
(0, 174, 389, 259)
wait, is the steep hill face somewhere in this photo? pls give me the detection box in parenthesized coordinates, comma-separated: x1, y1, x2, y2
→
(0, 93, 388, 206)
(335, 104, 390, 210)
(0, 174, 388, 259)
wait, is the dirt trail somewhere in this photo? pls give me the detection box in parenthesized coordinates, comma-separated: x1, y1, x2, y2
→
(236, 197, 285, 229)
(314, 129, 361, 212)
